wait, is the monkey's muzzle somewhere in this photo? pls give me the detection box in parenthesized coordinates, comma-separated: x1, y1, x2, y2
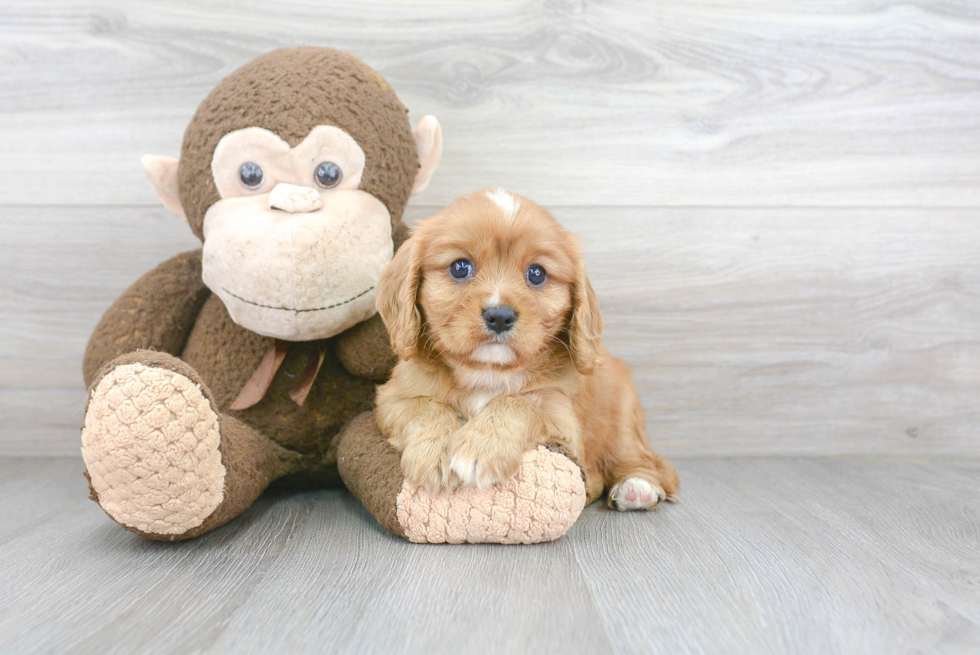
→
(200, 189, 394, 341)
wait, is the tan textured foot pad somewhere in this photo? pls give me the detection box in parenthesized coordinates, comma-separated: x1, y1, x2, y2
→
(396, 446, 586, 544)
(81, 362, 225, 536)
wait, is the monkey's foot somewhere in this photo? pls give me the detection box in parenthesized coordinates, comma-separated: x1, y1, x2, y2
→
(395, 446, 586, 544)
(338, 414, 588, 545)
(81, 359, 225, 536)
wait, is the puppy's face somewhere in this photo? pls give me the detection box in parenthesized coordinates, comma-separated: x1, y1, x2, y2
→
(377, 189, 603, 375)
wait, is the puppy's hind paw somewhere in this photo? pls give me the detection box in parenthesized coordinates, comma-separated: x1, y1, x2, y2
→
(608, 477, 666, 511)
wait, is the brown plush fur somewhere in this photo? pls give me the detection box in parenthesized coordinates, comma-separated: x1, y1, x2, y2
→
(82, 49, 418, 540)
(177, 47, 418, 240)
(335, 411, 408, 538)
(337, 315, 401, 382)
(84, 349, 299, 540)
(375, 190, 678, 506)
(82, 250, 210, 386)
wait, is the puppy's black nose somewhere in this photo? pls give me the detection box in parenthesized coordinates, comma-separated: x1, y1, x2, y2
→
(483, 305, 517, 334)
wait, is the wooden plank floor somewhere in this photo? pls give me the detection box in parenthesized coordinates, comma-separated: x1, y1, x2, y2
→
(0, 456, 977, 654)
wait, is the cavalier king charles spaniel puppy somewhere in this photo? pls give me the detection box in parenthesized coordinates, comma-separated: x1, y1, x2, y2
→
(375, 189, 678, 510)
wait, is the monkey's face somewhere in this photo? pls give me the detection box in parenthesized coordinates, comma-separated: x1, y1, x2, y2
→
(200, 126, 393, 341)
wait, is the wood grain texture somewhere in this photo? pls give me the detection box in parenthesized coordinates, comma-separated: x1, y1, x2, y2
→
(3, 204, 977, 456)
(2, 3, 977, 651)
(0, 456, 976, 654)
(0, 0, 978, 207)
(571, 456, 980, 654)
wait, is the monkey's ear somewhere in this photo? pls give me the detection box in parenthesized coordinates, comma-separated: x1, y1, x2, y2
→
(410, 116, 442, 196)
(141, 155, 187, 221)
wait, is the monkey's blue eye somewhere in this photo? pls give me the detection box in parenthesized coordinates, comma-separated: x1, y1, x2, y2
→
(526, 264, 547, 287)
(314, 161, 342, 188)
(238, 162, 264, 189)
(449, 259, 474, 281)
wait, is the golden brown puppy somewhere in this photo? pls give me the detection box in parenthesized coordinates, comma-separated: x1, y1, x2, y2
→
(375, 189, 678, 510)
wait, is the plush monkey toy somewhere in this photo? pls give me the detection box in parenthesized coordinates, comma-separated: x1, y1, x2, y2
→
(81, 48, 587, 544)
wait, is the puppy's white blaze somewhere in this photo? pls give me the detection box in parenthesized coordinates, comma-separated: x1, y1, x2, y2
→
(486, 188, 519, 222)
(471, 344, 516, 366)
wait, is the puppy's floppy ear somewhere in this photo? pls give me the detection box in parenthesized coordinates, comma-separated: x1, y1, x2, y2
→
(376, 236, 423, 360)
(568, 258, 603, 375)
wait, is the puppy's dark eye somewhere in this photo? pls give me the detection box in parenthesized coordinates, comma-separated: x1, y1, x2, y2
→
(314, 161, 342, 188)
(526, 264, 547, 287)
(449, 259, 474, 281)
(239, 162, 264, 189)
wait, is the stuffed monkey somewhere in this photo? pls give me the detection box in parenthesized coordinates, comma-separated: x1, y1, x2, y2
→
(81, 48, 588, 544)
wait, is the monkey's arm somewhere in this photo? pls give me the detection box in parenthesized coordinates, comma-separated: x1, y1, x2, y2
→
(83, 249, 210, 387)
(337, 411, 588, 545)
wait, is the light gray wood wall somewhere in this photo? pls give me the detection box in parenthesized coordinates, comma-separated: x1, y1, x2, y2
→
(1, 0, 978, 456)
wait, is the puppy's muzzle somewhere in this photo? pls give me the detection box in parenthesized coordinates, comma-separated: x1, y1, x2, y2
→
(483, 305, 517, 334)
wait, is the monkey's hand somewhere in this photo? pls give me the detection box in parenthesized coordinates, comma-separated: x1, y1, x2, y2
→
(336, 314, 398, 382)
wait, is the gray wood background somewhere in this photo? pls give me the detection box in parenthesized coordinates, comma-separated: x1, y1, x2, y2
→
(2, 3, 979, 654)
(0, 0, 980, 455)
(3, 0, 977, 457)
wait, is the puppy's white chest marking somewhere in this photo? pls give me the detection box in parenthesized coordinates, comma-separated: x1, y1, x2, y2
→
(454, 366, 526, 394)
(465, 389, 499, 417)
(454, 365, 527, 419)
(471, 344, 515, 366)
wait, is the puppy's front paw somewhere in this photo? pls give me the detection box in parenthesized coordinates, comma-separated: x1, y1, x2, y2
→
(400, 439, 453, 493)
(447, 426, 524, 489)
(608, 477, 666, 511)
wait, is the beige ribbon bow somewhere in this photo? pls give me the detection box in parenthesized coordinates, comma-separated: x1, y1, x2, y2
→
(229, 340, 327, 411)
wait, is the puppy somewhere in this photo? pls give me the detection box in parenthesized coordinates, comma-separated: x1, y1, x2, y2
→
(375, 189, 678, 510)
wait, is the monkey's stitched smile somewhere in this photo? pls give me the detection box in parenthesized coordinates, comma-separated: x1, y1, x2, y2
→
(221, 286, 375, 313)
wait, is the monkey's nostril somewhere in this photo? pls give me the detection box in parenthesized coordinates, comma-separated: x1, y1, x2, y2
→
(483, 305, 517, 334)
